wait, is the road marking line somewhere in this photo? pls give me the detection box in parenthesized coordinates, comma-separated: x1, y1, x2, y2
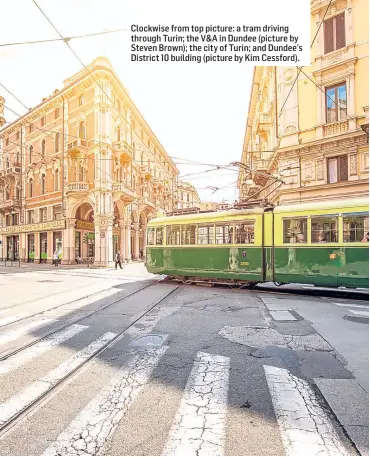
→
(43, 346, 168, 456)
(0, 332, 116, 426)
(334, 303, 369, 309)
(0, 314, 30, 327)
(0, 308, 12, 316)
(163, 352, 229, 456)
(348, 310, 369, 317)
(0, 318, 56, 347)
(264, 365, 347, 456)
(0, 324, 88, 375)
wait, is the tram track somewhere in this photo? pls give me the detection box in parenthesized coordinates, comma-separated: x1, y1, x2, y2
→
(0, 279, 158, 330)
(0, 279, 162, 361)
(0, 283, 180, 436)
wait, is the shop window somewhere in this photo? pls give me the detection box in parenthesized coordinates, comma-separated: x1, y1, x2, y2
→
(311, 216, 338, 243)
(343, 214, 369, 242)
(283, 218, 307, 243)
(327, 155, 348, 183)
(324, 13, 345, 54)
(156, 227, 164, 245)
(147, 227, 155, 246)
(197, 224, 215, 245)
(53, 232, 62, 259)
(235, 221, 255, 244)
(181, 225, 196, 245)
(326, 83, 347, 123)
(215, 223, 233, 244)
(166, 225, 181, 245)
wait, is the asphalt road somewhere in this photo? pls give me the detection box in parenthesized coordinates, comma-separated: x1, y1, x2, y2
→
(0, 264, 368, 456)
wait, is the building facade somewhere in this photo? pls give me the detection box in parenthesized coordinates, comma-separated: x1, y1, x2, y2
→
(238, 0, 368, 206)
(0, 57, 178, 265)
(175, 181, 201, 209)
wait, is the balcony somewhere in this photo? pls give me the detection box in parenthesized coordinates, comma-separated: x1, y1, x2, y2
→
(139, 166, 153, 180)
(5, 165, 21, 177)
(152, 179, 164, 189)
(323, 120, 349, 138)
(0, 198, 20, 211)
(67, 138, 90, 156)
(113, 141, 132, 163)
(256, 113, 272, 135)
(112, 182, 135, 202)
(139, 194, 156, 209)
(66, 181, 89, 196)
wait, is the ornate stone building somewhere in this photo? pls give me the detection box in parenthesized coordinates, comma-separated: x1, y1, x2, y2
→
(238, 0, 368, 205)
(176, 180, 201, 209)
(0, 57, 178, 265)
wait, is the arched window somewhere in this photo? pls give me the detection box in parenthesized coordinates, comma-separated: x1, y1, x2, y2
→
(54, 169, 59, 191)
(41, 174, 46, 194)
(41, 139, 46, 157)
(29, 146, 33, 163)
(16, 151, 20, 164)
(29, 179, 33, 198)
(55, 132, 60, 153)
(79, 121, 86, 139)
(79, 163, 86, 181)
(79, 95, 84, 106)
(117, 126, 121, 142)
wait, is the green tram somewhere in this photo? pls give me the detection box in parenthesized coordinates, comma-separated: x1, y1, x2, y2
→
(145, 198, 369, 289)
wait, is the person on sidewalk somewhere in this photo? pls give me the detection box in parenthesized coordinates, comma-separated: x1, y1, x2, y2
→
(53, 251, 59, 267)
(115, 251, 123, 270)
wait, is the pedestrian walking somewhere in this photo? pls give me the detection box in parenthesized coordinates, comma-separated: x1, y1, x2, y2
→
(115, 251, 123, 270)
(53, 251, 59, 267)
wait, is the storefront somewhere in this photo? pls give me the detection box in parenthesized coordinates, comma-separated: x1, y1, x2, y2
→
(53, 231, 62, 260)
(40, 232, 48, 263)
(27, 234, 35, 262)
(75, 220, 95, 260)
(6, 235, 19, 261)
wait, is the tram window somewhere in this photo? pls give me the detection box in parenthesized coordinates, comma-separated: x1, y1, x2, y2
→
(215, 223, 233, 244)
(283, 218, 307, 243)
(181, 225, 196, 245)
(311, 216, 338, 243)
(235, 222, 255, 244)
(197, 224, 215, 245)
(156, 227, 164, 245)
(167, 225, 181, 245)
(147, 228, 155, 246)
(343, 215, 369, 242)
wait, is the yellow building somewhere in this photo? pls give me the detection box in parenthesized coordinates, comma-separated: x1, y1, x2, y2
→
(238, 0, 368, 206)
(0, 57, 178, 265)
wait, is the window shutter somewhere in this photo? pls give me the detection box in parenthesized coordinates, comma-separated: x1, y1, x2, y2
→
(339, 155, 348, 182)
(324, 18, 334, 54)
(336, 13, 346, 50)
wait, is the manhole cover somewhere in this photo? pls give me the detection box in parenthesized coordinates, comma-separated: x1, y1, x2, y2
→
(129, 333, 168, 348)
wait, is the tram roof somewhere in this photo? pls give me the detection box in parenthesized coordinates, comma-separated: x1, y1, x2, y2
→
(148, 197, 369, 226)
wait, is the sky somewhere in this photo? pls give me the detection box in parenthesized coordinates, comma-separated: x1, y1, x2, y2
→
(0, 0, 257, 202)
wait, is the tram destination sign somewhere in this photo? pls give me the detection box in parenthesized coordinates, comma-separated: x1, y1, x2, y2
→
(0, 220, 66, 234)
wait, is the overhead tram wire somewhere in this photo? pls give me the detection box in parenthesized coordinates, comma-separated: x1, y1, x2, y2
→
(278, 0, 334, 117)
(0, 28, 127, 47)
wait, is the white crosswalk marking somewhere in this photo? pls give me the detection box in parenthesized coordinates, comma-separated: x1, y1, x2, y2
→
(264, 365, 347, 456)
(43, 346, 168, 456)
(0, 324, 88, 374)
(348, 309, 369, 317)
(0, 314, 30, 327)
(0, 318, 56, 346)
(163, 352, 229, 456)
(334, 303, 369, 309)
(0, 332, 116, 426)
